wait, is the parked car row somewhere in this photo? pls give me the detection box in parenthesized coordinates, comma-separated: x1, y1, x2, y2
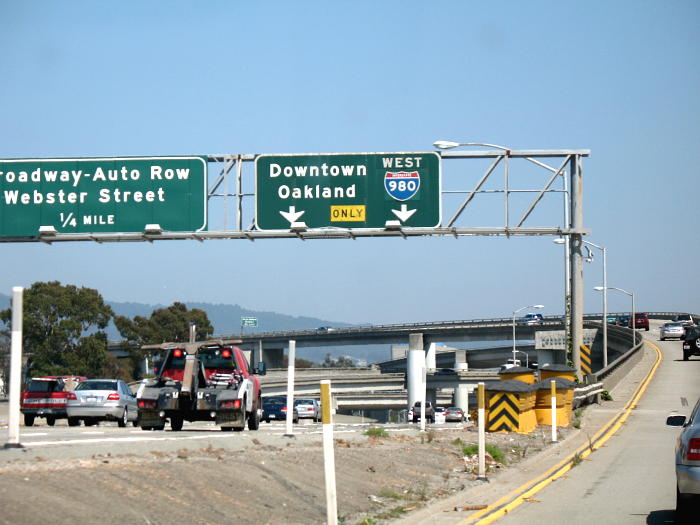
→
(605, 313, 650, 330)
(20, 376, 137, 427)
(261, 396, 321, 423)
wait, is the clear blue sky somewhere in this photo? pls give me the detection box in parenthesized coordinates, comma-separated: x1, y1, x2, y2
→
(1, 1, 698, 325)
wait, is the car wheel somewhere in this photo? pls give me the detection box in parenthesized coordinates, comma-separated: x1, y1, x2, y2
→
(118, 408, 128, 428)
(24, 414, 35, 427)
(152, 424, 164, 431)
(683, 350, 689, 361)
(46, 416, 56, 427)
(660, 336, 665, 341)
(170, 416, 183, 431)
(221, 426, 234, 432)
(264, 418, 270, 423)
(248, 409, 260, 431)
(676, 487, 693, 523)
(141, 426, 152, 431)
(68, 417, 80, 427)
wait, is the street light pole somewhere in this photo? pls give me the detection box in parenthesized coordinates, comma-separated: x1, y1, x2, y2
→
(512, 304, 544, 366)
(582, 240, 608, 367)
(595, 286, 635, 349)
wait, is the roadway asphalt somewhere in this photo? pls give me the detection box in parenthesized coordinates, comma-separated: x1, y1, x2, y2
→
(396, 320, 696, 525)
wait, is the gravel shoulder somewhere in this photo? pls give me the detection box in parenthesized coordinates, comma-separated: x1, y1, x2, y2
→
(0, 339, 656, 525)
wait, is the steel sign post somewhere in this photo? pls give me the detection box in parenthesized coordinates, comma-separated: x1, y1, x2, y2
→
(255, 152, 441, 230)
(0, 156, 207, 237)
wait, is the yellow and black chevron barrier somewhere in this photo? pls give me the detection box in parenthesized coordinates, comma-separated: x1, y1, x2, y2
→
(487, 392, 520, 432)
(485, 380, 538, 433)
(580, 344, 592, 375)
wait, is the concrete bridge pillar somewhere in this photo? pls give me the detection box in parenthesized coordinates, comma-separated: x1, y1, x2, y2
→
(262, 347, 285, 368)
(425, 342, 437, 371)
(406, 333, 425, 408)
(453, 384, 470, 414)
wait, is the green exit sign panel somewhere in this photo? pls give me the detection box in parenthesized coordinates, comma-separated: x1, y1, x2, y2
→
(255, 152, 441, 230)
(0, 156, 207, 237)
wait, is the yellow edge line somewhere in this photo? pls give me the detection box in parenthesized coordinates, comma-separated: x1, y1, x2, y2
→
(459, 340, 663, 525)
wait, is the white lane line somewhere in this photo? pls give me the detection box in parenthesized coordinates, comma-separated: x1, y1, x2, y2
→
(22, 433, 250, 448)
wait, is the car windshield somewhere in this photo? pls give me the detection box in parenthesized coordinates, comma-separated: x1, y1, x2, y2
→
(165, 347, 238, 370)
(75, 381, 117, 391)
(666, 323, 683, 328)
(295, 399, 314, 405)
(27, 380, 60, 393)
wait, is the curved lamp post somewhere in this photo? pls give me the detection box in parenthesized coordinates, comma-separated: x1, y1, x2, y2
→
(595, 286, 635, 349)
(557, 238, 608, 367)
(512, 304, 544, 366)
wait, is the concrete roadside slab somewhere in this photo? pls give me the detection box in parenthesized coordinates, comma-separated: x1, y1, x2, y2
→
(393, 340, 659, 525)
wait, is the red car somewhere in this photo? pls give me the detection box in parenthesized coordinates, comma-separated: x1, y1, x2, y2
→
(21, 376, 85, 426)
(629, 312, 649, 331)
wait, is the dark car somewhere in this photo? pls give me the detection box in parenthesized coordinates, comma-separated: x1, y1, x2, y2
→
(262, 396, 299, 423)
(630, 312, 650, 331)
(616, 314, 630, 327)
(682, 326, 700, 361)
(674, 314, 696, 328)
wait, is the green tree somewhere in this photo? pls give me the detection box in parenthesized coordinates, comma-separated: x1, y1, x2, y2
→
(321, 353, 356, 368)
(115, 302, 214, 379)
(114, 302, 213, 346)
(0, 281, 114, 378)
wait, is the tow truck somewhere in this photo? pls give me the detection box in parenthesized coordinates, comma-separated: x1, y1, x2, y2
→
(136, 339, 266, 431)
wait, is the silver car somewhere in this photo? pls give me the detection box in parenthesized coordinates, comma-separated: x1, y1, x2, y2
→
(667, 397, 700, 521)
(660, 322, 686, 341)
(66, 379, 138, 427)
(294, 398, 320, 422)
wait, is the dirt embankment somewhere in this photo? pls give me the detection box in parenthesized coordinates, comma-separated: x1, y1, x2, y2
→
(0, 425, 570, 525)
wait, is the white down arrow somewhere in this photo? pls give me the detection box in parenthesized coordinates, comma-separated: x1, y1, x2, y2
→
(279, 206, 305, 225)
(391, 204, 417, 223)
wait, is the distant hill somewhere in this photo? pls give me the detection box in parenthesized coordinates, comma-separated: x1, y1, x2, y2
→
(0, 293, 387, 364)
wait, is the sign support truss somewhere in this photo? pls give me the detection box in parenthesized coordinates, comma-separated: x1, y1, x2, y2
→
(3, 148, 588, 243)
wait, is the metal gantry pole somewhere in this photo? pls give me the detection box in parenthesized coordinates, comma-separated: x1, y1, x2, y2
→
(569, 155, 585, 380)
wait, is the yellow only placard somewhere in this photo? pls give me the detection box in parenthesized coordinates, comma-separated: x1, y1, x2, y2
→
(330, 205, 366, 222)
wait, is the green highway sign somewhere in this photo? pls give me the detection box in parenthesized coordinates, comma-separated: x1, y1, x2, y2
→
(241, 316, 258, 328)
(0, 156, 207, 237)
(255, 152, 441, 230)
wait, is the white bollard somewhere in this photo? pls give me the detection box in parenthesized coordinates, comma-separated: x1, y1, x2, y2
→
(551, 380, 558, 442)
(5, 287, 24, 449)
(320, 380, 338, 525)
(285, 340, 296, 436)
(477, 382, 486, 479)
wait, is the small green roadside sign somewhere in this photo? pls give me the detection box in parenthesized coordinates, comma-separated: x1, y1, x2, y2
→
(241, 317, 258, 328)
(0, 156, 207, 237)
(255, 152, 440, 230)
